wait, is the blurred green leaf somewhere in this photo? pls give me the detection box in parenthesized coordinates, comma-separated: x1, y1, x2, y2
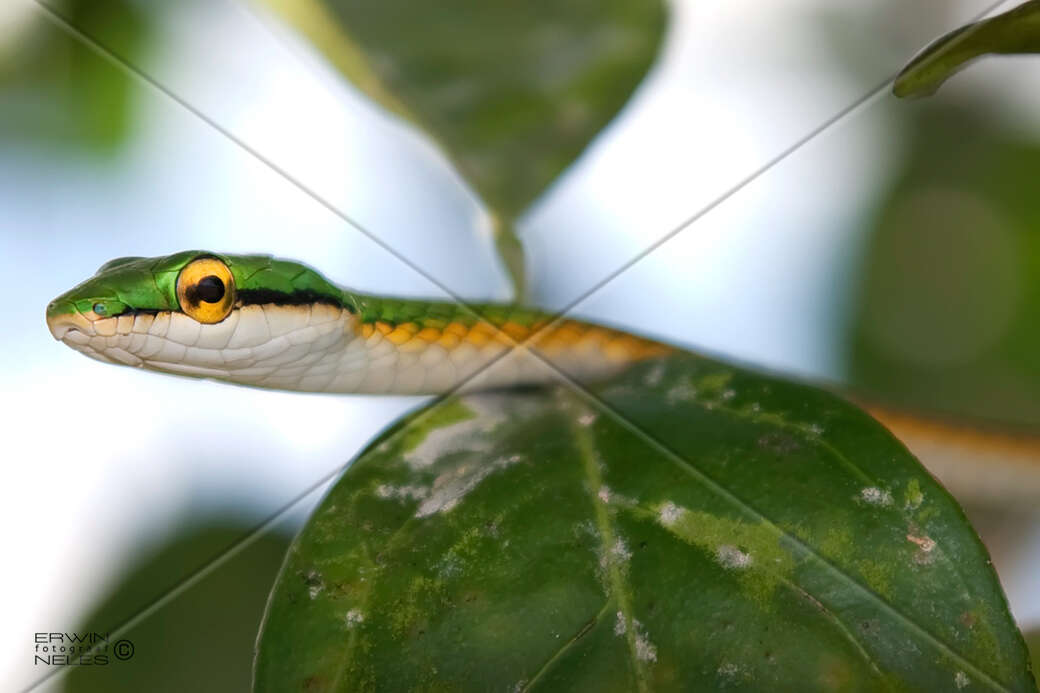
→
(260, 0, 667, 296)
(0, 0, 152, 152)
(894, 0, 1040, 98)
(63, 516, 293, 693)
(255, 353, 1033, 691)
(846, 106, 1040, 430)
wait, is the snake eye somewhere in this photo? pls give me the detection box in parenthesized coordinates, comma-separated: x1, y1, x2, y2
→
(195, 276, 225, 303)
(176, 257, 235, 324)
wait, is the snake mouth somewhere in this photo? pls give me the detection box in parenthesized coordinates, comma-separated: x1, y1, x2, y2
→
(46, 307, 141, 366)
(46, 308, 97, 343)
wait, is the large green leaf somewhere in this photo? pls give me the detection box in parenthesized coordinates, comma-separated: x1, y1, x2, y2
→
(255, 353, 1034, 691)
(894, 0, 1040, 98)
(259, 0, 667, 296)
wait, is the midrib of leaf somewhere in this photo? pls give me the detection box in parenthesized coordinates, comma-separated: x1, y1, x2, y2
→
(571, 396, 649, 692)
(571, 387, 1013, 692)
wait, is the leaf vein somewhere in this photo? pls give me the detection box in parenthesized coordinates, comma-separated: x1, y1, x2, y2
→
(570, 395, 649, 692)
(521, 599, 614, 692)
(570, 388, 1013, 692)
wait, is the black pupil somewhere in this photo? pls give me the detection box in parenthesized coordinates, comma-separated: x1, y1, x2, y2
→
(196, 275, 225, 303)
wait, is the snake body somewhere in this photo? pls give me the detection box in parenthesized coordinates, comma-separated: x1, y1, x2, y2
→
(46, 251, 670, 394)
(47, 250, 1040, 504)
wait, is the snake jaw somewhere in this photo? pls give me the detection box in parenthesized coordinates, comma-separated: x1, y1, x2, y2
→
(46, 308, 129, 366)
(46, 306, 97, 342)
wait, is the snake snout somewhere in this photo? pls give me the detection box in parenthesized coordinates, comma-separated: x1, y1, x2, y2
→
(46, 307, 94, 342)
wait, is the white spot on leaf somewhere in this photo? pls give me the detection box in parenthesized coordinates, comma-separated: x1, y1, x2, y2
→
(345, 609, 364, 628)
(611, 538, 632, 564)
(404, 395, 529, 470)
(437, 554, 462, 578)
(666, 380, 698, 404)
(718, 662, 739, 679)
(414, 455, 523, 518)
(658, 501, 684, 526)
(644, 362, 665, 387)
(598, 536, 633, 577)
(376, 484, 429, 502)
(716, 544, 753, 570)
(614, 611, 626, 636)
(859, 487, 893, 506)
(954, 671, 970, 689)
(633, 619, 657, 663)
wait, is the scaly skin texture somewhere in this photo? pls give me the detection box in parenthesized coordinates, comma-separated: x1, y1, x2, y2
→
(46, 251, 671, 394)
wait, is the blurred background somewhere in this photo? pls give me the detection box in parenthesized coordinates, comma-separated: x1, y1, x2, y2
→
(3, 0, 1039, 689)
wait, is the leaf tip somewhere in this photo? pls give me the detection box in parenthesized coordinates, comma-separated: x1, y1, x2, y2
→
(891, 22, 982, 99)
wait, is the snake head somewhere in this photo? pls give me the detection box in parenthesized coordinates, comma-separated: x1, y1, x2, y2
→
(46, 254, 184, 347)
(46, 250, 354, 384)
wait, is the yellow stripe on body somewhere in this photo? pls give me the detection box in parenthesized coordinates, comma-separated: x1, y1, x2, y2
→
(358, 318, 670, 363)
(350, 316, 671, 394)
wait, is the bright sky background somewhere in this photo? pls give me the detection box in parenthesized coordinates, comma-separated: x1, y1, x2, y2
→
(3, 0, 1039, 689)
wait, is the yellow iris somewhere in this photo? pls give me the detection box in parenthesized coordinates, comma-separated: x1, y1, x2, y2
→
(176, 257, 235, 324)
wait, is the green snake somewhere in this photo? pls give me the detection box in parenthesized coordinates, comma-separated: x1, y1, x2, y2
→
(46, 250, 1040, 506)
(46, 250, 670, 394)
